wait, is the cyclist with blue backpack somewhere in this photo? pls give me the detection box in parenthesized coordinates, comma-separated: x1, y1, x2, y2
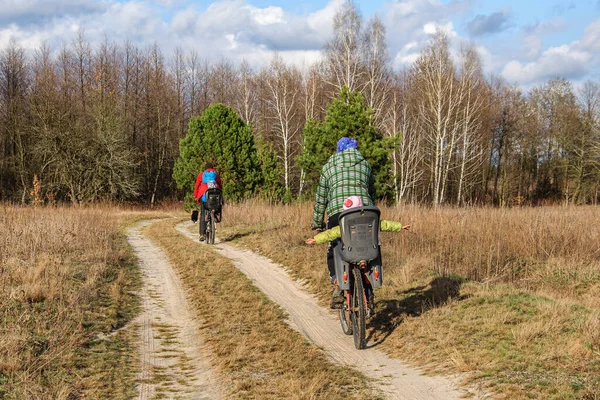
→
(193, 163, 222, 241)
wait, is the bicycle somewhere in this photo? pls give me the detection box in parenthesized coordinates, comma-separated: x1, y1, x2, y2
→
(333, 206, 383, 350)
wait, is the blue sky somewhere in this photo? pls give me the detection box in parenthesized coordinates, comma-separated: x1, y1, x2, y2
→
(1, 0, 600, 86)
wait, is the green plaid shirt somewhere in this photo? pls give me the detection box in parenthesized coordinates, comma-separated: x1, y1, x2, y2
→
(312, 149, 376, 228)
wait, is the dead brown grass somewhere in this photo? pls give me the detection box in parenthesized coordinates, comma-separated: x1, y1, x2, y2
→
(0, 204, 169, 399)
(218, 200, 600, 399)
(145, 218, 378, 399)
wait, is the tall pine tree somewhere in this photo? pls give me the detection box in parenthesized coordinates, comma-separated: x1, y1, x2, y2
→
(173, 104, 262, 207)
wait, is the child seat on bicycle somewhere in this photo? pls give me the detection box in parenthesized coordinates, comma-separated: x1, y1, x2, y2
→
(333, 206, 383, 290)
(204, 187, 222, 210)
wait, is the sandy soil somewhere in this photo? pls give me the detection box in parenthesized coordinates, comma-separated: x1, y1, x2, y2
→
(127, 220, 222, 400)
(176, 221, 488, 400)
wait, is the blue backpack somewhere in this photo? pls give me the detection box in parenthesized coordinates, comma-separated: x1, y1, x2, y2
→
(201, 171, 218, 202)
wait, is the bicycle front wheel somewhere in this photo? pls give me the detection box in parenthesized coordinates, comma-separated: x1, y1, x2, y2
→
(351, 268, 367, 349)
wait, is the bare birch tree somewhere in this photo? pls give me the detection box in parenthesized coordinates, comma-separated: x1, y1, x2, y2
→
(186, 49, 200, 117)
(414, 32, 462, 205)
(324, 0, 363, 93)
(575, 81, 600, 203)
(383, 71, 424, 204)
(171, 47, 188, 138)
(262, 55, 303, 192)
(455, 44, 486, 205)
(235, 60, 258, 127)
(362, 16, 390, 125)
(302, 64, 321, 121)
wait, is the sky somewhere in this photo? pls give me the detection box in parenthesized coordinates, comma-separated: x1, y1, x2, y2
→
(1, 0, 600, 87)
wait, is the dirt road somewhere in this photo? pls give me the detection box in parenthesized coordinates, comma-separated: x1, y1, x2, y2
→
(175, 221, 483, 400)
(128, 220, 222, 400)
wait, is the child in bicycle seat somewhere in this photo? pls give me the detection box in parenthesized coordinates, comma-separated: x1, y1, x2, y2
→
(305, 196, 410, 245)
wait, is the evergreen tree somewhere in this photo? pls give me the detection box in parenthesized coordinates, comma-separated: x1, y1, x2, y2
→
(173, 104, 261, 208)
(296, 118, 334, 192)
(256, 134, 285, 202)
(297, 86, 393, 199)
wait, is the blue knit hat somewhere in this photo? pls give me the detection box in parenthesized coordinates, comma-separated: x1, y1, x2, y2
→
(336, 137, 358, 153)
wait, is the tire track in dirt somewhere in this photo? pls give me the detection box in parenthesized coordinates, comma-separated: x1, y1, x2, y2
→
(128, 220, 222, 400)
(176, 221, 485, 400)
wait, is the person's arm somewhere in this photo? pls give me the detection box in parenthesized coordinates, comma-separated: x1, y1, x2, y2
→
(312, 167, 329, 228)
(216, 173, 222, 188)
(193, 172, 203, 201)
(380, 220, 402, 232)
(310, 226, 341, 245)
(380, 220, 410, 232)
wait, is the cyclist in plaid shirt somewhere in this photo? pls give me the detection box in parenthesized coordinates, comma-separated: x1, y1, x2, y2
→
(311, 137, 376, 308)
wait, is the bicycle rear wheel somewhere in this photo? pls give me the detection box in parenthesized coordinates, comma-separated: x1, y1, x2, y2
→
(351, 268, 367, 349)
(207, 213, 215, 244)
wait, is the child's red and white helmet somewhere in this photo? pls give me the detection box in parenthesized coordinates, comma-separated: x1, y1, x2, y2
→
(343, 196, 363, 210)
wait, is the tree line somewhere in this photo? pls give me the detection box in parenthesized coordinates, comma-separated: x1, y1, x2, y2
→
(1, 1, 600, 206)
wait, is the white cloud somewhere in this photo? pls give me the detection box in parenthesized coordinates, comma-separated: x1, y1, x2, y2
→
(576, 18, 600, 53)
(519, 18, 567, 60)
(393, 41, 420, 66)
(524, 18, 567, 35)
(522, 34, 543, 58)
(251, 6, 285, 25)
(2, 0, 599, 87)
(0, 0, 342, 69)
(423, 22, 437, 35)
(473, 44, 497, 73)
(423, 21, 457, 36)
(380, 0, 467, 69)
(306, 0, 343, 34)
(171, 6, 198, 34)
(501, 17, 600, 85)
(501, 45, 591, 84)
(225, 33, 237, 49)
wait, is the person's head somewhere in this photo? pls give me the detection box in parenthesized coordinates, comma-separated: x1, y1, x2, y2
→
(336, 137, 358, 153)
(343, 196, 363, 210)
(204, 162, 214, 170)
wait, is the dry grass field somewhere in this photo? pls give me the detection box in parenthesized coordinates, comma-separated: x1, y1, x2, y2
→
(0, 204, 168, 399)
(218, 201, 600, 399)
(2, 201, 598, 399)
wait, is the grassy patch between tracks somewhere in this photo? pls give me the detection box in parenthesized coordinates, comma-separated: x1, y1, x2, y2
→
(145, 218, 378, 399)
